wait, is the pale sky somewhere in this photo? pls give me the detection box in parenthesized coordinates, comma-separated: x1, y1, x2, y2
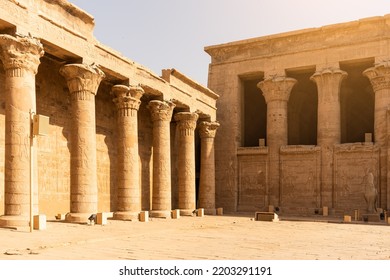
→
(68, 0, 390, 86)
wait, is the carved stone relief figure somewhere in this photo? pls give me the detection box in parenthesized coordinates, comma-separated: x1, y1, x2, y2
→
(364, 171, 377, 213)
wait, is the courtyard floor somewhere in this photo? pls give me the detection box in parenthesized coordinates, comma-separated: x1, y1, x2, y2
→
(0, 214, 389, 260)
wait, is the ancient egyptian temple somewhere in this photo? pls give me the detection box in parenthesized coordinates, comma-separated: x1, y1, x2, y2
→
(206, 15, 390, 216)
(1, 0, 389, 229)
(0, 0, 218, 227)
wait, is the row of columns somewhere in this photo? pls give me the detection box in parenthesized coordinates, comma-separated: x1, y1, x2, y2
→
(258, 65, 390, 210)
(0, 34, 219, 227)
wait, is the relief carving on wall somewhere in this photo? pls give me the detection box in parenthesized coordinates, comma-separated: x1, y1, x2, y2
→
(334, 145, 379, 211)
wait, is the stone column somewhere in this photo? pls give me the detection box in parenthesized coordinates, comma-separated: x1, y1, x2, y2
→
(59, 64, 105, 223)
(364, 62, 390, 210)
(311, 68, 347, 208)
(0, 35, 44, 228)
(198, 121, 219, 215)
(148, 100, 175, 218)
(111, 84, 144, 220)
(258, 76, 296, 207)
(174, 112, 198, 216)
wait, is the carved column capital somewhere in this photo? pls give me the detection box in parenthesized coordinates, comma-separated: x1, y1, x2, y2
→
(310, 68, 347, 102)
(111, 84, 144, 115)
(199, 121, 220, 138)
(174, 112, 199, 136)
(60, 63, 105, 99)
(0, 34, 44, 75)
(257, 76, 297, 103)
(363, 62, 390, 92)
(148, 100, 175, 122)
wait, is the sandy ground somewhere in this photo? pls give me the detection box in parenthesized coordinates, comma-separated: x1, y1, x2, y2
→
(0, 214, 389, 260)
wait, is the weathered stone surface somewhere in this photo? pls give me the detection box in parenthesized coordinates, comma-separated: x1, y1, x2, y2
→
(0, 35, 43, 227)
(0, 0, 216, 224)
(206, 15, 390, 215)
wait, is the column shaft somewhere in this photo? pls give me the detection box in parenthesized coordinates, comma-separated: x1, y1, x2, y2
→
(258, 76, 296, 207)
(175, 112, 198, 216)
(0, 35, 43, 228)
(60, 64, 105, 223)
(364, 63, 390, 210)
(311, 68, 347, 209)
(148, 100, 175, 218)
(198, 121, 219, 215)
(112, 85, 144, 220)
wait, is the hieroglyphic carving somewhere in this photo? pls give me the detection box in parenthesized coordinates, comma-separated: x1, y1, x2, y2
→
(280, 148, 321, 210)
(0, 34, 43, 225)
(60, 63, 103, 220)
(237, 154, 268, 211)
(334, 144, 379, 211)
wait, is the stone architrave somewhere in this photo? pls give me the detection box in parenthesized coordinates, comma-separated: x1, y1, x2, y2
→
(174, 112, 199, 216)
(111, 84, 144, 220)
(198, 121, 219, 215)
(364, 62, 390, 209)
(59, 63, 105, 223)
(148, 100, 175, 218)
(311, 68, 347, 208)
(0, 35, 44, 228)
(257, 76, 296, 207)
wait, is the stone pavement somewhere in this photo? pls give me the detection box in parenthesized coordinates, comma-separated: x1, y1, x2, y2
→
(0, 214, 389, 260)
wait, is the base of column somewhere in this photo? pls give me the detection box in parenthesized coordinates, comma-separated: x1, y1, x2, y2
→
(204, 208, 216, 215)
(150, 210, 171, 219)
(65, 212, 92, 223)
(0, 215, 29, 228)
(180, 209, 195, 216)
(113, 211, 140, 221)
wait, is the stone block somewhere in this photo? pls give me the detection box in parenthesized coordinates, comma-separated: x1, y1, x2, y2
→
(216, 207, 223, 215)
(255, 212, 279, 222)
(55, 213, 66, 220)
(139, 211, 149, 222)
(171, 209, 180, 219)
(322, 206, 328, 217)
(344, 215, 351, 223)
(197, 208, 204, 217)
(362, 214, 380, 223)
(387, 217, 390, 225)
(365, 133, 372, 143)
(268, 205, 274, 212)
(33, 215, 46, 230)
(259, 138, 265, 147)
(354, 210, 360, 221)
(96, 212, 108, 225)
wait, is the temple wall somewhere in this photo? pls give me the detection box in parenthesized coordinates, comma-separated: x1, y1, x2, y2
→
(207, 14, 390, 215)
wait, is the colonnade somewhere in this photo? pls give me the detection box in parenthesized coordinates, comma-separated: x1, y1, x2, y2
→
(257, 65, 390, 209)
(0, 35, 219, 227)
